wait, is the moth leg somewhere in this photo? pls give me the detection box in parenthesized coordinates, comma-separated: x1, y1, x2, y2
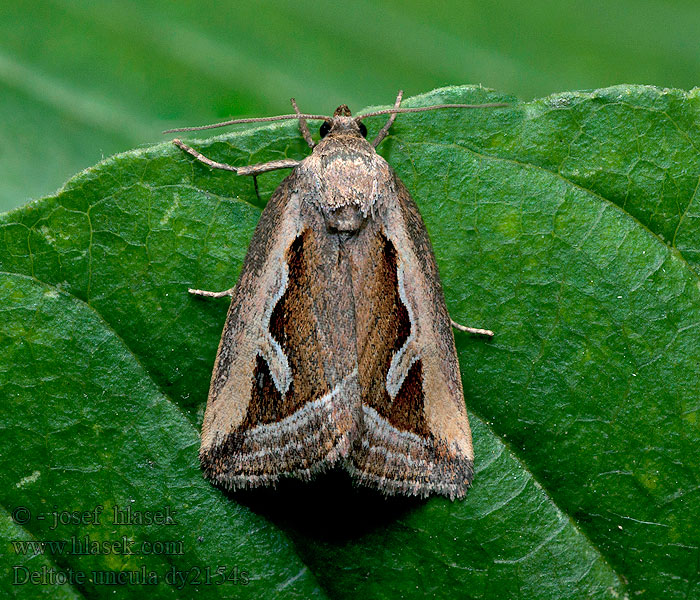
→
(252, 174, 263, 204)
(173, 139, 237, 172)
(371, 89, 404, 148)
(188, 287, 234, 298)
(451, 319, 494, 338)
(173, 139, 299, 176)
(291, 98, 315, 148)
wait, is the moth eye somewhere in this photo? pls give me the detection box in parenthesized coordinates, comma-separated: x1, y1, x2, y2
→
(358, 122, 368, 138)
(319, 121, 331, 138)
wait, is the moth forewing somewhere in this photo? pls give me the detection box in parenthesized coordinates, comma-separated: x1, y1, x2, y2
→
(198, 174, 361, 490)
(345, 178, 474, 500)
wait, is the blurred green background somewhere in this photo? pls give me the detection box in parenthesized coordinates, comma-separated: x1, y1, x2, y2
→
(1, 0, 699, 212)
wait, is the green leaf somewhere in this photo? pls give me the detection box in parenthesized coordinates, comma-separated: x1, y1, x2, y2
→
(1, 85, 698, 598)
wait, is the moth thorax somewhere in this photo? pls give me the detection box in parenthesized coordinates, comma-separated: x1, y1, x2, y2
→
(300, 133, 394, 231)
(323, 204, 368, 233)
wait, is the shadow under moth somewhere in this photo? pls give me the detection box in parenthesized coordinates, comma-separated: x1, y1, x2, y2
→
(168, 91, 503, 500)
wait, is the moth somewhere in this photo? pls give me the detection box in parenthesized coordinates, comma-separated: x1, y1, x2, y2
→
(167, 91, 502, 500)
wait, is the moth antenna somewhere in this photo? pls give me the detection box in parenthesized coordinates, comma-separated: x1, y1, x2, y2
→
(356, 102, 509, 121)
(164, 113, 331, 134)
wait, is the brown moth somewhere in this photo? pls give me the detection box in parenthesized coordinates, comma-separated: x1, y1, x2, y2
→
(167, 91, 501, 500)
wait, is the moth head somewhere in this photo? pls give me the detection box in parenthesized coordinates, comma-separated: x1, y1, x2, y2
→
(319, 105, 368, 139)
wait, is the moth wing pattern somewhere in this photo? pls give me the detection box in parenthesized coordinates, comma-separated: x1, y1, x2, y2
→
(347, 176, 474, 500)
(199, 173, 360, 490)
(188, 100, 484, 500)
